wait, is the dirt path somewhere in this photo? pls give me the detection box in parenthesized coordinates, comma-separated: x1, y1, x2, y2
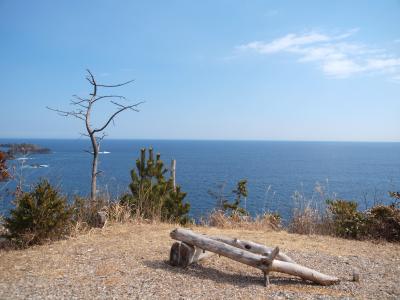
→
(1, 223, 399, 299)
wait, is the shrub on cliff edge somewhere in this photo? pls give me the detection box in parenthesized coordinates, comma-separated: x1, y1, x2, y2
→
(4, 180, 72, 246)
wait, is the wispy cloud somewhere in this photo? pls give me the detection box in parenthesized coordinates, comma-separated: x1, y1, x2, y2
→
(237, 29, 400, 80)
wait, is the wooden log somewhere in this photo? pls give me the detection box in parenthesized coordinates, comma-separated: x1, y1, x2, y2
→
(169, 241, 214, 267)
(270, 260, 339, 285)
(171, 228, 276, 268)
(170, 228, 339, 286)
(209, 235, 295, 263)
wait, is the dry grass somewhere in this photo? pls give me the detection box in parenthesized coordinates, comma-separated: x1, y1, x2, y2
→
(289, 206, 332, 235)
(1, 222, 400, 299)
(205, 210, 281, 231)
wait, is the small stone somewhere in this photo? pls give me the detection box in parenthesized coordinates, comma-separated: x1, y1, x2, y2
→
(352, 268, 360, 282)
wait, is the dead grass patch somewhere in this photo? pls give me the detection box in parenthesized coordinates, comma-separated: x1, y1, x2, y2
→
(1, 223, 399, 299)
(204, 210, 281, 231)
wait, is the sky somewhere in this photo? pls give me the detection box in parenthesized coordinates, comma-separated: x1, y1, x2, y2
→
(0, 0, 399, 141)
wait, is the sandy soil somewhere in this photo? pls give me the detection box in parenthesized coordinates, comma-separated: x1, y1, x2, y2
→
(0, 223, 399, 299)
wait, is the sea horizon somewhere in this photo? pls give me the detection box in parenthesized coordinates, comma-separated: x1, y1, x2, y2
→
(1, 139, 399, 220)
(1, 137, 400, 143)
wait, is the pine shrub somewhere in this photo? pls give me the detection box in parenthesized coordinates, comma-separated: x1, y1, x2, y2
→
(4, 180, 72, 246)
(121, 147, 190, 224)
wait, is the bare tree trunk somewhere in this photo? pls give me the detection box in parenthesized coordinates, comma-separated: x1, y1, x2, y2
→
(87, 101, 98, 202)
(90, 139, 98, 201)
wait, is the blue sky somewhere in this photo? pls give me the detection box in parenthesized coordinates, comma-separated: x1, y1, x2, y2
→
(0, 0, 399, 141)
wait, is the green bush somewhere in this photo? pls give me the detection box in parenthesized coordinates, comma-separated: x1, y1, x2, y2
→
(366, 204, 400, 242)
(4, 180, 72, 246)
(121, 147, 190, 224)
(326, 199, 366, 239)
(325, 198, 400, 241)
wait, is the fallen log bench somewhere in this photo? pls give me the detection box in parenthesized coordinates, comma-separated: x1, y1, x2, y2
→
(169, 228, 340, 286)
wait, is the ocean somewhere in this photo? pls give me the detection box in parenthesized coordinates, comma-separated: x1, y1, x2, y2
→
(1, 139, 399, 220)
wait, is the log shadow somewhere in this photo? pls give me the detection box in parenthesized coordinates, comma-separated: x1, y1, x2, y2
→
(143, 259, 316, 288)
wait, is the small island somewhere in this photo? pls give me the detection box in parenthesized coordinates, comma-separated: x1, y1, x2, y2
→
(0, 143, 51, 159)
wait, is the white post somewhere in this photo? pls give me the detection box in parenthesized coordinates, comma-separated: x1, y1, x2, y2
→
(171, 159, 176, 192)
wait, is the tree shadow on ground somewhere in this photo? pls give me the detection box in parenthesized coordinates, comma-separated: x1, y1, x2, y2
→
(143, 259, 315, 288)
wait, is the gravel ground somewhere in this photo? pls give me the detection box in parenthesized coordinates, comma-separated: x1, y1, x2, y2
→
(0, 223, 399, 299)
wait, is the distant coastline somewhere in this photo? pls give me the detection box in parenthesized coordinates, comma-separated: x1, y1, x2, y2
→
(0, 143, 51, 159)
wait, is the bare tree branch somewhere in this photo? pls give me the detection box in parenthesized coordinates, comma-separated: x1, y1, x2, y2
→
(96, 79, 135, 88)
(70, 100, 89, 109)
(86, 69, 97, 97)
(92, 95, 127, 104)
(79, 132, 90, 138)
(92, 102, 143, 133)
(46, 106, 86, 121)
(110, 101, 126, 109)
(96, 132, 107, 142)
(72, 95, 90, 103)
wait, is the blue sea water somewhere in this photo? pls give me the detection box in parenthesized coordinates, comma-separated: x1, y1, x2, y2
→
(1, 139, 399, 220)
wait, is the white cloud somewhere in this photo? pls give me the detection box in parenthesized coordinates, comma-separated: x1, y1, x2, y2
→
(238, 33, 331, 54)
(237, 29, 400, 80)
(365, 58, 400, 71)
(322, 59, 362, 77)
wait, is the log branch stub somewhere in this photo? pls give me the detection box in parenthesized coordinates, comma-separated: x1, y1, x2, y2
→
(262, 246, 279, 287)
(267, 246, 279, 261)
(263, 271, 270, 287)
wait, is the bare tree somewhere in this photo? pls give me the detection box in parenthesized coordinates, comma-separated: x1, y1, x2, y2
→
(48, 70, 143, 201)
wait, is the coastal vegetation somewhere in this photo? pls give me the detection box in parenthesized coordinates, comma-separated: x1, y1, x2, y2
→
(289, 196, 400, 241)
(1, 159, 399, 247)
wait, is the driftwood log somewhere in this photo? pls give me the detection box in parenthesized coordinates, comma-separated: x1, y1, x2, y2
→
(170, 241, 215, 267)
(170, 228, 339, 286)
(209, 235, 295, 263)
